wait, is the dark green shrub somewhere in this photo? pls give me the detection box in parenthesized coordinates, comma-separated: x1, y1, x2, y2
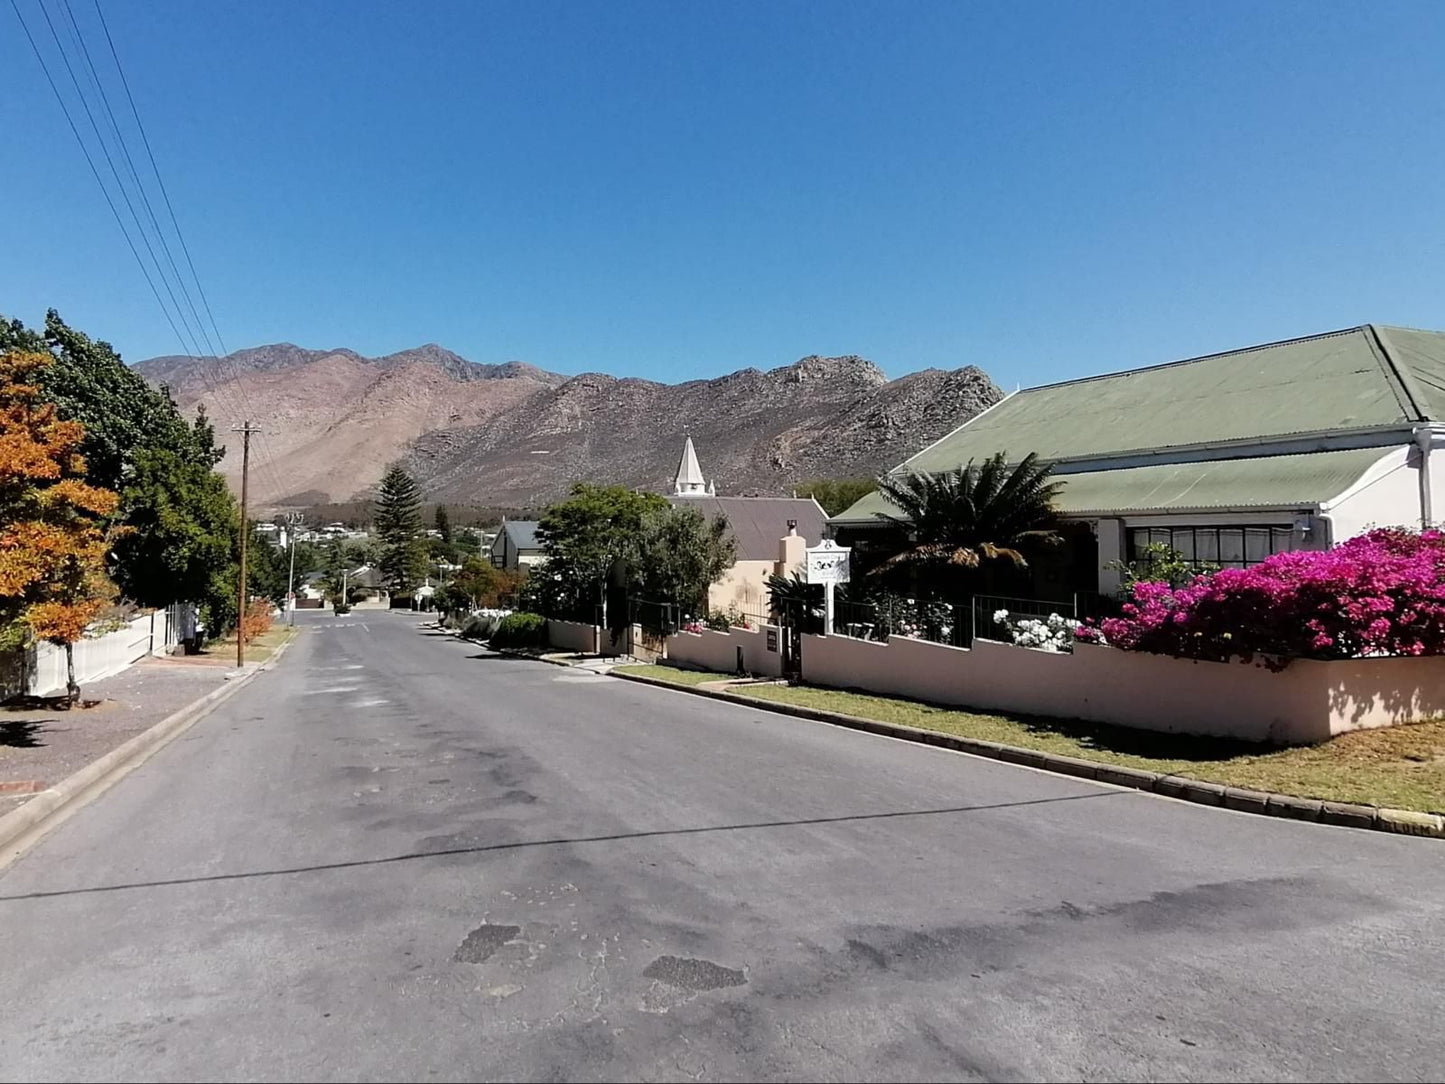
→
(489, 612, 548, 650)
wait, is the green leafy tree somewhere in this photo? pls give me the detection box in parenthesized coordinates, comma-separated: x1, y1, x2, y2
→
(1107, 542, 1214, 592)
(111, 444, 238, 610)
(434, 504, 452, 543)
(1, 310, 234, 622)
(537, 483, 668, 627)
(452, 556, 499, 607)
(795, 477, 878, 517)
(243, 525, 289, 607)
(374, 465, 426, 592)
(633, 506, 736, 616)
(874, 452, 1061, 582)
(0, 310, 206, 490)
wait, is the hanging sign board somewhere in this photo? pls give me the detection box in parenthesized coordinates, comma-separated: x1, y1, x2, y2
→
(804, 540, 851, 585)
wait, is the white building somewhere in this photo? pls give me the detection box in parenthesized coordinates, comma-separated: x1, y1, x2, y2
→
(832, 324, 1445, 600)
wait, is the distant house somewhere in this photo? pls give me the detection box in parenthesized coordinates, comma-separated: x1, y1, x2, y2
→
(831, 324, 1445, 602)
(490, 519, 545, 570)
(666, 436, 828, 612)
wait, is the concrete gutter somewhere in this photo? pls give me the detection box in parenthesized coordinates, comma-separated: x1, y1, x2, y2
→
(611, 670, 1445, 840)
(0, 630, 299, 872)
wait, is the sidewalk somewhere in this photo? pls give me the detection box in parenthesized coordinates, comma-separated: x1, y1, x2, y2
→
(0, 655, 243, 815)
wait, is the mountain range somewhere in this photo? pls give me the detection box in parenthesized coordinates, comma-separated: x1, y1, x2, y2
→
(135, 344, 1003, 510)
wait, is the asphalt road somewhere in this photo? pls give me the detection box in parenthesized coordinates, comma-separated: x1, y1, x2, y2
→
(1, 610, 1443, 1083)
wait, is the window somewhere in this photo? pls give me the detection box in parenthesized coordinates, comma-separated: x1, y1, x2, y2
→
(1127, 525, 1295, 570)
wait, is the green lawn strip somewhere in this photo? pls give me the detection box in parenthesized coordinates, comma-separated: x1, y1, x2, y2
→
(613, 663, 735, 686)
(617, 664, 1445, 815)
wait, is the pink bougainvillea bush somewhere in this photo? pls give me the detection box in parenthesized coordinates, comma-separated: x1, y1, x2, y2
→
(1074, 528, 1445, 664)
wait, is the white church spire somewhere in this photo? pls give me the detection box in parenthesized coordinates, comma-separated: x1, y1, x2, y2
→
(673, 435, 708, 496)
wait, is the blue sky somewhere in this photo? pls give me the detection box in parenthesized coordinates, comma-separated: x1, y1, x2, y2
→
(3, 0, 1443, 386)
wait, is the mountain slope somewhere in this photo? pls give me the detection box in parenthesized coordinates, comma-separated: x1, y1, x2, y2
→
(135, 344, 1002, 509)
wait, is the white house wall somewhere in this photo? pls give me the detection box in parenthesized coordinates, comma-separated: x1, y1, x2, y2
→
(1321, 446, 1422, 540)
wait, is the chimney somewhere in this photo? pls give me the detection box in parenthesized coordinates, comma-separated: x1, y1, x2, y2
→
(787, 519, 797, 536)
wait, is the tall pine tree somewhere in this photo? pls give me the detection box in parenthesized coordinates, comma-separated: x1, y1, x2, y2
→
(375, 465, 425, 593)
(434, 503, 451, 543)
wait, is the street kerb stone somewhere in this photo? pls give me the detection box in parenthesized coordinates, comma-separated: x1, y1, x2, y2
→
(1321, 802, 1379, 829)
(1376, 808, 1445, 837)
(1223, 787, 1273, 814)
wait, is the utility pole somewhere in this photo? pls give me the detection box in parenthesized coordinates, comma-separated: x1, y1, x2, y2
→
(285, 512, 304, 626)
(231, 420, 262, 666)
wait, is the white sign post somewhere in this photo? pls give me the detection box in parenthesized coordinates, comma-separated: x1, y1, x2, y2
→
(804, 539, 851, 635)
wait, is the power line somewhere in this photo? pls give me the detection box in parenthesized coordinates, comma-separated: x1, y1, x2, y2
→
(8, 0, 197, 365)
(34, 0, 212, 362)
(86, 0, 292, 501)
(51, 0, 252, 434)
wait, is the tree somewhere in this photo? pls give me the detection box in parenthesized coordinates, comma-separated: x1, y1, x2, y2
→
(434, 504, 452, 543)
(322, 538, 354, 611)
(0, 310, 206, 491)
(243, 525, 289, 607)
(451, 556, 499, 607)
(874, 452, 1061, 588)
(537, 484, 669, 627)
(634, 505, 736, 616)
(0, 350, 120, 701)
(795, 477, 878, 517)
(111, 442, 238, 610)
(374, 465, 426, 592)
(1, 311, 232, 623)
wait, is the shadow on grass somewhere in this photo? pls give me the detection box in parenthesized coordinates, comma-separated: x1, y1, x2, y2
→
(779, 682, 1271, 764)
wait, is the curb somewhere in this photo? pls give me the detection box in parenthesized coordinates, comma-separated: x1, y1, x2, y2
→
(611, 670, 1445, 840)
(0, 628, 299, 871)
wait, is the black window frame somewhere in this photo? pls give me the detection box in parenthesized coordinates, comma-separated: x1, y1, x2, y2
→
(1126, 524, 1296, 571)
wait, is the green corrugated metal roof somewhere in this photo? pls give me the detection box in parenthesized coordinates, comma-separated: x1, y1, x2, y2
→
(832, 447, 1392, 523)
(900, 325, 1445, 476)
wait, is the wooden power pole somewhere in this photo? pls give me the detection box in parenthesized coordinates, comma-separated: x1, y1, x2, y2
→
(231, 420, 262, 666)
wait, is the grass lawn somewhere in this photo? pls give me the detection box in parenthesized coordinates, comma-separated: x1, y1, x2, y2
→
(616, 664, 1445, 815)
(613, 663, 736, 687)
(210, 623, 297, 665)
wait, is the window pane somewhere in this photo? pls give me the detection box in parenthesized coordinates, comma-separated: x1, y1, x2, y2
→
(1173, 530, 1196, 561)
(1220, 529, 1245, 565)
(1245, 528, 1271, 563)
(1196, 529, 1219, 562)
(1272, 527, 1295, 554)
(1128, 529, 1149, 559)
(1150, 529, 1172, 549)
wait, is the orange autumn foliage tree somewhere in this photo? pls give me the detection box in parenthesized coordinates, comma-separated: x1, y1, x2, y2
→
(0, 349, 119, 700)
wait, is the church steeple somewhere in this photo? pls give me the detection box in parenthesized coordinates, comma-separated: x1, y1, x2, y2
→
(673, 435, 708, 496)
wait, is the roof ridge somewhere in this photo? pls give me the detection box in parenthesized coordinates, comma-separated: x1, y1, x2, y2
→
(1363, 325, 1430, 422)
(1013, 326, 1370, 395)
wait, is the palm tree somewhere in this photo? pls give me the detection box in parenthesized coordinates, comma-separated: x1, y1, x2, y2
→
(873, 452, 1062, 575)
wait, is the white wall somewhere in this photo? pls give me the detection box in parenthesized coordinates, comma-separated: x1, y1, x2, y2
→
(800, 632, 1445, 744)
(17, 610, 181, 698)
(1323, 446, 1423, 541)
(666, 624, 784, 677)
(547, 620, 597, 654)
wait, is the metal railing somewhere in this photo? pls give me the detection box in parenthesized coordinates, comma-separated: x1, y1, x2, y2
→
(628, 597, 678, 636)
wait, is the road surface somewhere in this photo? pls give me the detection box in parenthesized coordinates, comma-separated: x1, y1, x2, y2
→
(1, 610, 1442, 1082)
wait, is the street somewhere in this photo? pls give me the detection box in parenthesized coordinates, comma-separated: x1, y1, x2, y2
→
(1, 610, 1442, 1083)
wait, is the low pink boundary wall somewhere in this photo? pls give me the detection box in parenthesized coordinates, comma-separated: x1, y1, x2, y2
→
(547, 620, 598, 655)
(667, 625, 784, 678)
(800, 634, 1445, 744)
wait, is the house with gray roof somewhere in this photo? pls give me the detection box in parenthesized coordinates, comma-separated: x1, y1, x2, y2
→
(831, 324, 1445, 601)
(489, 519, 545, 570)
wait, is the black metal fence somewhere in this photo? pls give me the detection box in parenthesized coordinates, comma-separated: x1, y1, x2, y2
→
(826, 592, 1085, 648)
(629, 597, 678, 636)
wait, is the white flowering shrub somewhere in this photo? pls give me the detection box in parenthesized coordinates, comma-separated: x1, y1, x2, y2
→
(992, 609, 1078, 653)
(461, 608, 513, 641)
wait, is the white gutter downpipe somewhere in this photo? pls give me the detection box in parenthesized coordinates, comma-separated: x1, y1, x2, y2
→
(1415, 426, 1438, 529)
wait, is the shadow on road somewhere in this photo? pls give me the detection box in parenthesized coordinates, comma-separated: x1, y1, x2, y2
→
(0, 791, 1118, 902)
